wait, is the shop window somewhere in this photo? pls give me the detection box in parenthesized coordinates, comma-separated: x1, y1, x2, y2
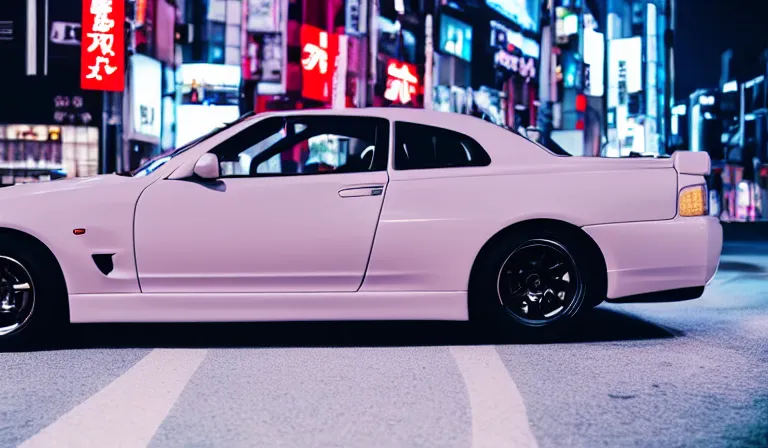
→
(225, 46, 240, 66)
(207, 0, 227, 22)
(209, 22, 225, 43)
(393, 121, 491, 171)
(212, 116, 389, 177)
(225, 0, 241, 25)
(225, 24, 240, 47)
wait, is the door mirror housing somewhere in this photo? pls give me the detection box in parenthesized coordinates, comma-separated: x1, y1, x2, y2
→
(193, 153, 220, 179)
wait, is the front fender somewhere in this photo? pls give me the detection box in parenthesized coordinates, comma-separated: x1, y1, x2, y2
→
(0, 175, 152, 294)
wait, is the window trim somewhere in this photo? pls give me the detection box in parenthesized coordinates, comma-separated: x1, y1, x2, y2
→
(211, 115, 391, 179)
(392, 120, 492, 171)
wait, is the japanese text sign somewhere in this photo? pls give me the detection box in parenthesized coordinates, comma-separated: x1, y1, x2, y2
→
(384, 59, 419, 105)
(300, 24, 338, 103)
(81, 0, 125, 91)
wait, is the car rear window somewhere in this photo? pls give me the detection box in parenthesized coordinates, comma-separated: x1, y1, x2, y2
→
(394, 121, 492, 170)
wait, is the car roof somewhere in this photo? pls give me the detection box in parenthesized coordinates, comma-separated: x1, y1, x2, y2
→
(250, 107, 494, 132)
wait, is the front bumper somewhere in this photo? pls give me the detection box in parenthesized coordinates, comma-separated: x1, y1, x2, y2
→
(583, 216, 723, 300)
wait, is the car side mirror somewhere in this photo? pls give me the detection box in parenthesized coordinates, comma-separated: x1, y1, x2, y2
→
(193, 153, 220, 179)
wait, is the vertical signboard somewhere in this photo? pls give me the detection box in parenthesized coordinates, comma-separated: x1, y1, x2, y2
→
(423, 14, 433, 110)
(81, 0, 125, 91)
(300, 25, 339, 103)
(645, 2, 659, 154)
(247, 0, 279, 32)
(345, 0, 367, 35)
(383, 59, 419, 105)
(583, 27, 604, 97)
(129, 54, 162, 142)
(332, 35, 348, 109)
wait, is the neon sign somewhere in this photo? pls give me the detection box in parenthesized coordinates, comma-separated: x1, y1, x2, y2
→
(384, 60, 419, 105)
(300, 25, 338, 103)
(80, 0, 125, 91)
(494, 51, 536, 80)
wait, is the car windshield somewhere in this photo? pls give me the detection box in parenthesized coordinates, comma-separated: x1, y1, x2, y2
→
(126, 112, 256, 177)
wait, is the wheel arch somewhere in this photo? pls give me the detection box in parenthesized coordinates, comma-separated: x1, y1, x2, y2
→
(467, 218, 608, 300)
(0, 226, 69, 298)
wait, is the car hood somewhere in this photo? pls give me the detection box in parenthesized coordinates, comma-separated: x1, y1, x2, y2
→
(0, 173, 154, 235)
(0, 174, 128, 200)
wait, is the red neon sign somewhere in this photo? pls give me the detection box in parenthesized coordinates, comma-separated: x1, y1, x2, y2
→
(300, 24, 338, 103)
(81, 0, 125, 92)
(384, 59, 419, 105)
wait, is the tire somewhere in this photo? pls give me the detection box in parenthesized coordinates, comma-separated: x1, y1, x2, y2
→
(469, 229, 601, 342)
(0, 235, 67, 351)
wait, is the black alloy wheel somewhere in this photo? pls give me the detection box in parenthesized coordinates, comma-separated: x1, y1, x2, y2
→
(0, 256, 36, 337)
(471, 230, 598, 340)
(496, 239, 583, 327)
(0, 235, 68, 351)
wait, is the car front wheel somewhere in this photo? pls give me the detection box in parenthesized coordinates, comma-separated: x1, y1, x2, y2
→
(0, 255, 37, 339)
(0, 235, 66, 351)
(471, 230, 599, 340)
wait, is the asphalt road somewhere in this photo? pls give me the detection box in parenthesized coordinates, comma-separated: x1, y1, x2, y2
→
(2, 242, 768, 448)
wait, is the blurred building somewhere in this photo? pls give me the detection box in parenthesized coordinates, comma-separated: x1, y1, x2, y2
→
(125, 0, 179, 170)
(239, 0, 432, 113)
(0, 0, 180, 184)
(175, 0, 243, 147)
(602, 0, 671, 157)
(699, 48, 768, 222)
(0, 0, 105, 185)
(428, 0, 540, 129)
(546, 0, 605, 156)
(0, 0, 687, 188)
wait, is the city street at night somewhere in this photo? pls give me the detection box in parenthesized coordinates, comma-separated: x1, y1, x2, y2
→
(2, 0, 768, 446)
(2, 240, 767, 448)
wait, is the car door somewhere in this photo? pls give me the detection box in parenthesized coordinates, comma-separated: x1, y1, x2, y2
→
(361, 120, 494, 292)
(133, 114, 390, 294)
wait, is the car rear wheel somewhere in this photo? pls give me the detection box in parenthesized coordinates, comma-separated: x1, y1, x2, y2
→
(471, 230, 598, 340)
(0, 236, 66, 351)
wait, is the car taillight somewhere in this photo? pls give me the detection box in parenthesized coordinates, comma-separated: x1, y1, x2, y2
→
(679, 184, 708, 217)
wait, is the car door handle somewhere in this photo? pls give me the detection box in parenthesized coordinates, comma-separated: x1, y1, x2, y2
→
(338, 185, 385, 198)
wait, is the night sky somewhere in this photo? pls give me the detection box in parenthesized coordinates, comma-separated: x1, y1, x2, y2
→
(675, 0, 768, 100)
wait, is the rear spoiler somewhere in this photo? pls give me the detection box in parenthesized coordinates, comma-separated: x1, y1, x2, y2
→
(672, 150, 711, 176)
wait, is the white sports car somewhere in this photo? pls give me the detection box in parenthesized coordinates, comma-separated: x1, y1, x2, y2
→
(0, 108, 722, 347)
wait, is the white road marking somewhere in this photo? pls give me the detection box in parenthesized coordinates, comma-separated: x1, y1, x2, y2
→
(450, 346, 538, 448)
(19, 349, 207, 448)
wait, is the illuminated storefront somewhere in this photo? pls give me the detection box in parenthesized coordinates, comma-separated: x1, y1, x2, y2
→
(489, 18, 539, 129)
(427, 0, 537, 127)
(176, 63, 242, 147)
(0, 124, 99, 186)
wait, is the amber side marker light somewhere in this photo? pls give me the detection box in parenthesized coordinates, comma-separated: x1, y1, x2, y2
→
(679, 185, 708, 217)
(73, 228, 86, 235)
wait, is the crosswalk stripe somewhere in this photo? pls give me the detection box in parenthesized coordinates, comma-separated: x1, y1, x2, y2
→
(450, 346, 538, 448)
(19, 349, 207, 448)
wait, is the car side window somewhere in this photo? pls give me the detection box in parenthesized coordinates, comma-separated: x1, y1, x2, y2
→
(393, 121, 491, 170)
(211, 116, 389, 177)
